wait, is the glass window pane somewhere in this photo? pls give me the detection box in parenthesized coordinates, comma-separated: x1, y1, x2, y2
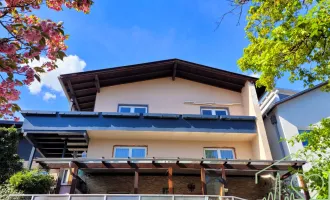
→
(220, 150, 234, 159)
(134, 107, 147, 114)
(119, 107, 131, 113)
(298, 130, 309, 147)
(114, 148, 129, 158)
(132, 148, 146, 158)
(215, 110, 227, 116)
(205, 150, 218, 158)
(202, 110, 212, 115)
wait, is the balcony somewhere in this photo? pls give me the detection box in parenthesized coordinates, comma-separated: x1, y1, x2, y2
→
(9, 194, 247, 200)
(22, 111, 256, 133)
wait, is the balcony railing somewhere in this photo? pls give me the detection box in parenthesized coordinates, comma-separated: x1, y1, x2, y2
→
(9, 194, 247, 200)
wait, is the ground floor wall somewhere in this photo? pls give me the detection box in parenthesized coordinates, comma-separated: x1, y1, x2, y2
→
(83, 175, 202, 195)
(80, 174, 272, 200)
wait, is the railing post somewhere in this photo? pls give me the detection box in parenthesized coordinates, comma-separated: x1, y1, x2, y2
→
(104, 195, 107, 200)
(68, 195, 71, 200)
(31, 195, 35, 200)
(172, 195, 175, 200)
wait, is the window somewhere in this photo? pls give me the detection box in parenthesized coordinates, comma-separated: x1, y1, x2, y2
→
(204, 148, 235, 159)
(114, 146, 147, 158)
(61, 169, 70, 185)
(118, 105, 148, 114)
(201, 108, 228, 116)
(298, 130, 310, 147)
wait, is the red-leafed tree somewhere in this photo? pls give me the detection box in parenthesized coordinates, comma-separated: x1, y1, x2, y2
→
(0, 0, 93, 120)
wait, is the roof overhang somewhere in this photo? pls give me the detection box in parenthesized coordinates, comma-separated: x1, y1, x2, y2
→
(59, 59, 265, 111)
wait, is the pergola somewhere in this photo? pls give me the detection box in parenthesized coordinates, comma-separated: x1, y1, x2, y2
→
(36, 157, 306, 196)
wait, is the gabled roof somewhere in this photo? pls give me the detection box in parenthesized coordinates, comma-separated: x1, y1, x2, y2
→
(266, 82, 328, 115)
(59, 59, 265, 111)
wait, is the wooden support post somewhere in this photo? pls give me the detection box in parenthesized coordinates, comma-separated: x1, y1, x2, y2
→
(298, 175, 311, 200)
(70, 163, 79, 194)
(28, 146, 36, 170)
(134, 170, 139, 194)
(55, 169, 64, 194)
(219, 165, 226, 196)
(61, 140, 67, 158)
(201, 168, 207, 195)
(168, 167, 174, 194)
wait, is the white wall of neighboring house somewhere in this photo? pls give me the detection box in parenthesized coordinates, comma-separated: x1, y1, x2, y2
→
(264, 86, 330, 160)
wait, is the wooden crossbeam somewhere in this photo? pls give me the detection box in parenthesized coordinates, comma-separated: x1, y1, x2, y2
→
(95, 75, 100, 93)
(67, 80, 80, 111)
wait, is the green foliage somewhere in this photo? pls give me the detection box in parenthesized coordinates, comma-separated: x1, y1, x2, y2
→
(238, 0, 330, 91)
(9, 170, 55, 194)
(0, 127, 23, 183)
(289, 118, 330, 198)
(0, 184, 20, 200)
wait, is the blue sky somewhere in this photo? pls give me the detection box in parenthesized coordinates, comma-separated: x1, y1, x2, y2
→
(15, 0, 305, 113)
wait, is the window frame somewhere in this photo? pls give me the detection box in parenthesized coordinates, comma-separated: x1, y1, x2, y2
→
(113, 146, 148, 158)
(204, 148, 235, 159)
(200, 107, 229, 116)
(61, 168, 70, 185)
(118, 104, 148, 114)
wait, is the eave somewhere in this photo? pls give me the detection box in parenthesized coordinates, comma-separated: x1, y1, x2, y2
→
(59, 59, 265, 111)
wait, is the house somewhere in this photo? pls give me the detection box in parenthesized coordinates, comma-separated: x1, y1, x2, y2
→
(18, 59, 305, 200)
(261, 82, 330, 160)
(0, 120, 40, 168)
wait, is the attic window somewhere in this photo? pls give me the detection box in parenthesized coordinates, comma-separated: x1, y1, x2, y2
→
(201, 108, 228, 116)
(118, 105, 148, 114)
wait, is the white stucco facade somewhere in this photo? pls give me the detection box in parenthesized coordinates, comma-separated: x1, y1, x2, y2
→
(263, 86, 330, 160)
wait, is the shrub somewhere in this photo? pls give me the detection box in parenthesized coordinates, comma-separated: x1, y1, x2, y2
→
(9, 170, 55, 194)
(0, 184, 20, 200)
(0, 127, 23, 183)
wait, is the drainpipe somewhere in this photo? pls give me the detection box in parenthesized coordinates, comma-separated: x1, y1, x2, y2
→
(270, 115, 286, 158)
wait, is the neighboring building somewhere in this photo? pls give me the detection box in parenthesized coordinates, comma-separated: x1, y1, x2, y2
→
(19, 59, 304, 199)
(261, 82, 330, 160)
(0, 120, 40, 168)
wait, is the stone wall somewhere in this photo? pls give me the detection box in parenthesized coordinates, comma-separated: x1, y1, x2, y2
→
(226, 176, 273, 200)
(82, 174, 272, 199)
(83, 174, 202, 195)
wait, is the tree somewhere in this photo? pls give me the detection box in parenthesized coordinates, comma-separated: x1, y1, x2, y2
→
(0, 127, 23, 183)
(9, 170, 55, 194)
(288, 118, 330, 199)
(226, 0, 330, 91)
(0, 0, 93, 119)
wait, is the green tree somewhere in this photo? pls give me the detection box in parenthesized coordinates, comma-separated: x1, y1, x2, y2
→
(234, 0, 330, 91)
(0, 127, 23, 183)
(9, 170, 55, 194)
(288, 118, 330, 198)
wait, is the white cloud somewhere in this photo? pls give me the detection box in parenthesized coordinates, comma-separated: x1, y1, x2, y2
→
(248, 72, 261, 78)
(43, 92, 56, 101)
(28, 55, 86, 94)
